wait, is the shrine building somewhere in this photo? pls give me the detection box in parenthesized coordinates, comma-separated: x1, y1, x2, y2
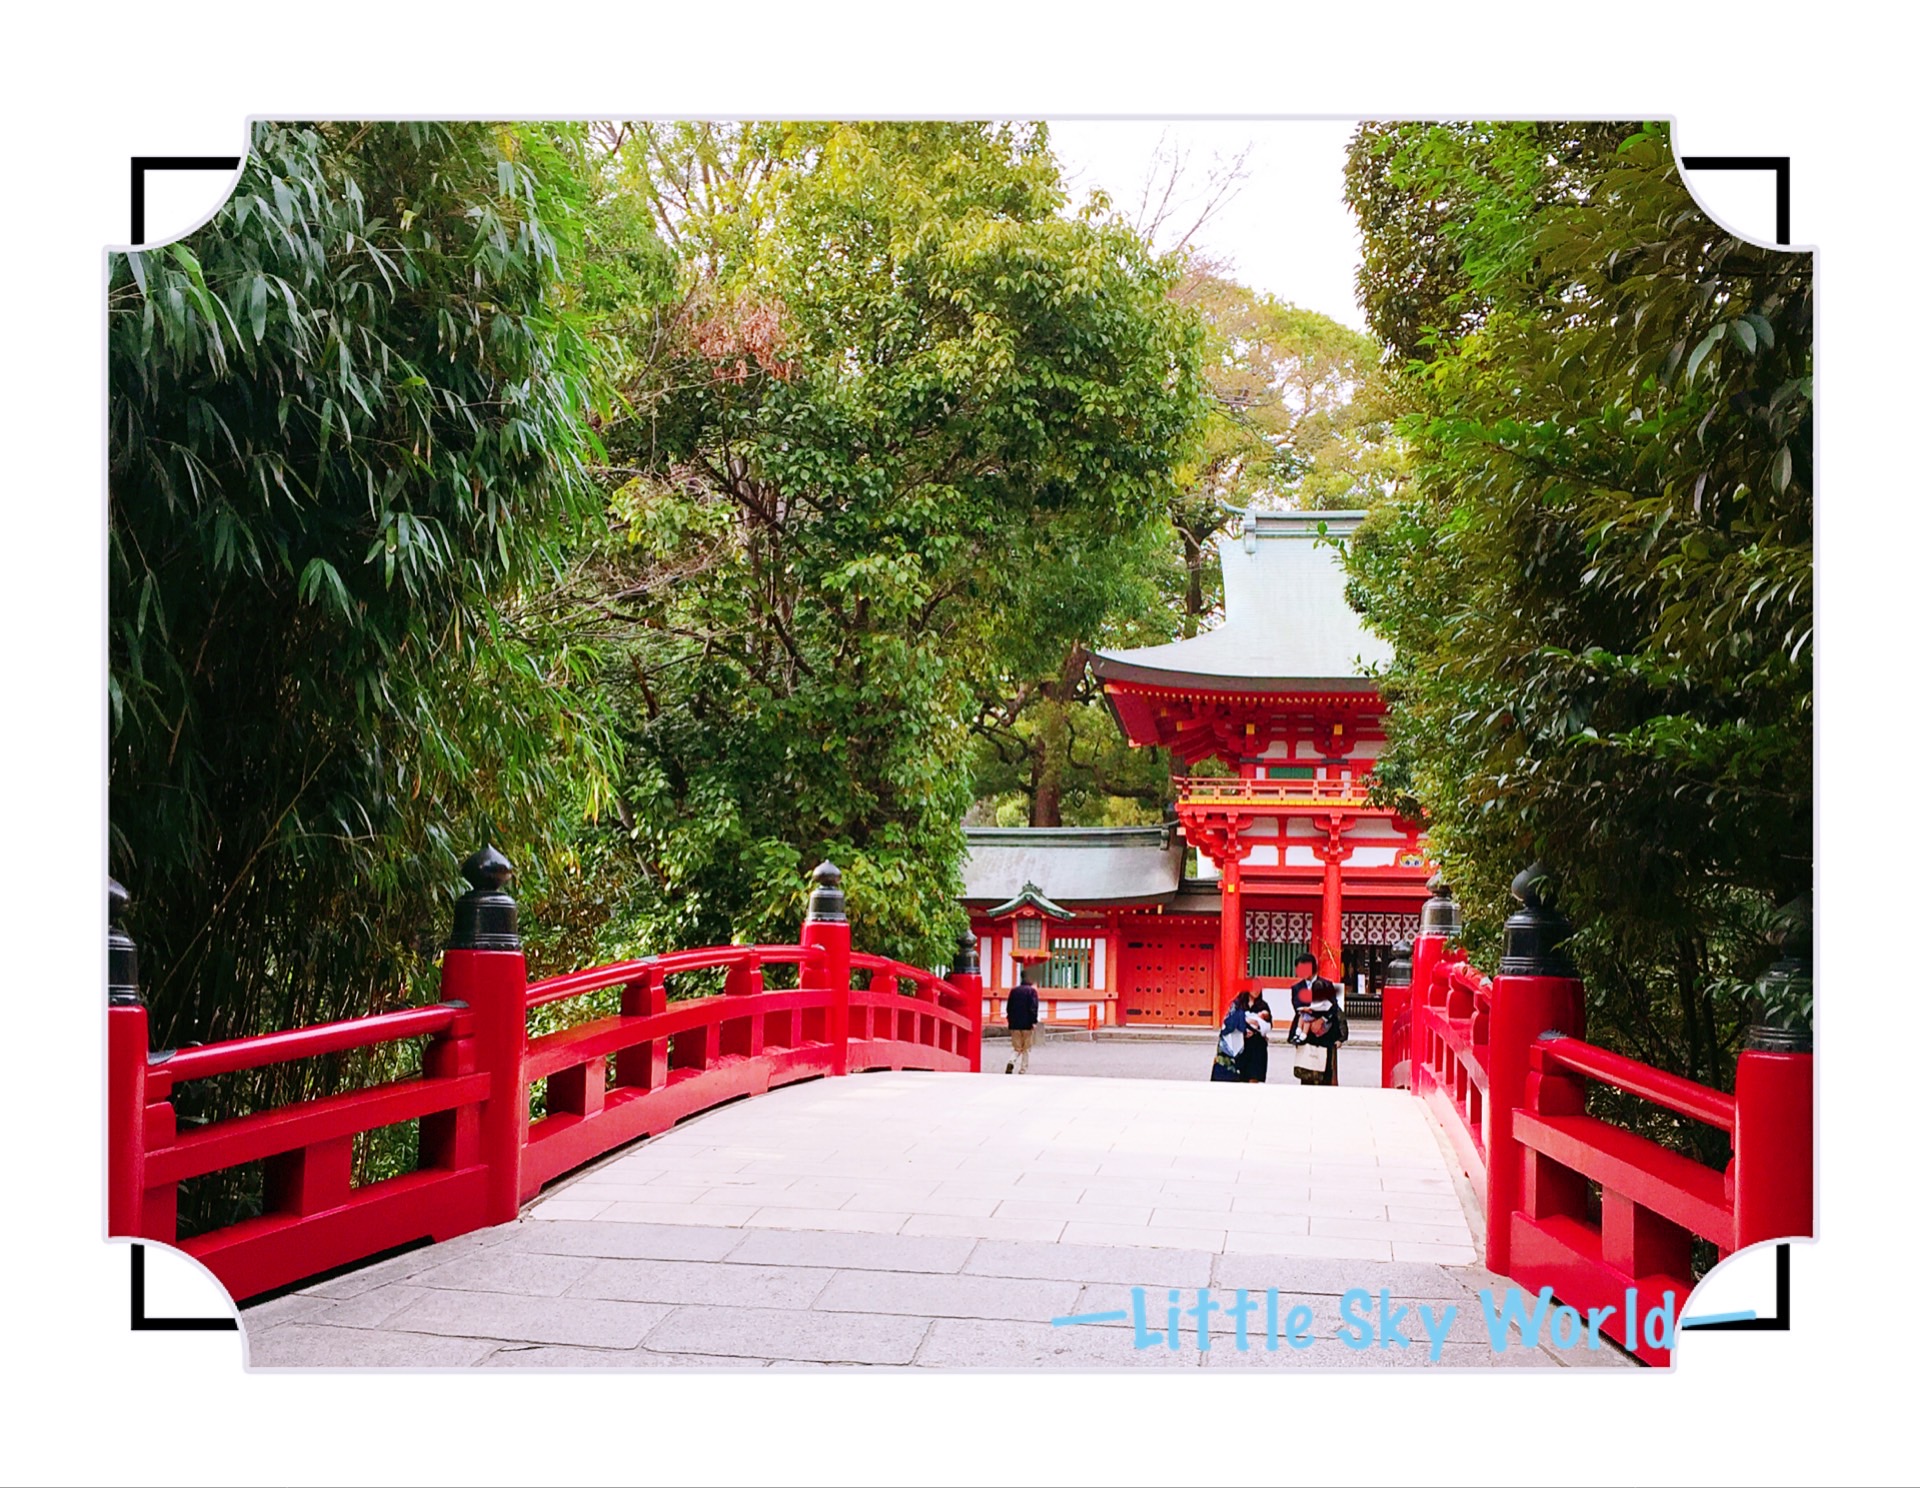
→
(963, 509, 1431, 1027)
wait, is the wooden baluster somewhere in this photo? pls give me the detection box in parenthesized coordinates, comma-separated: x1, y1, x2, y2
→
(548, 1055, 608, 1120)
(614, 962, 667, 1093)
(721, 951, 766, 1060)
(420, 1003, 480, 1171)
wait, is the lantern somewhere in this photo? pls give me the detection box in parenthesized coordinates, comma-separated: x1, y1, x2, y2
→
(985, 881, 1076, 974)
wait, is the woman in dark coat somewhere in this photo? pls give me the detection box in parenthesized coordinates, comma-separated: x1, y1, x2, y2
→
(1212, 992, 1253, 1082)
(1287, 956, 1347, 1086)
(1237, 990, 1274, 1083)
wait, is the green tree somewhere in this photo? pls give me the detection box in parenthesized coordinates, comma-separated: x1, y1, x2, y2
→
(561, 122, 1207, 964)
(966, 517, 1184, 827)
(109, 120, 626, 1060)
(1165, 268, 1404, 633)
(1344, 123, 1811, 1114)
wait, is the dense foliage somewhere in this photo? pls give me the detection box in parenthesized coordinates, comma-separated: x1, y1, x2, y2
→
(111, 123, 1402, 1029)
(968, 267, 1401, 827)
(1343, 122, 1812, 1111)
(110, 122, 622, 1054)
(528, 122, 1208, 967)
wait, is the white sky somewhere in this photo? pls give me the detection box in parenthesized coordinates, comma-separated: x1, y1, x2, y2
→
(1045, 119, 1368, 332)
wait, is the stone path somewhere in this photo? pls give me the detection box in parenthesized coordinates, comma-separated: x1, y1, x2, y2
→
(987, 1031, 1383, 1085)
(241, 1072, 1630, 1368)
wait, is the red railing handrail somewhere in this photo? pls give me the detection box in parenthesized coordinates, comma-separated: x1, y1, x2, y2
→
(1173, 773, 1375, 803)
(145, 1070, 491, 1188)
(525, 944, 821, 1008)
(1532, 1035, 1736, 1133)
(154, 1003, 464, 1084)
(848, 952, 963, 1000)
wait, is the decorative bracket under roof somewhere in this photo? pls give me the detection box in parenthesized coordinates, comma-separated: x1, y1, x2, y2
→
(984, 881, 1077, 921)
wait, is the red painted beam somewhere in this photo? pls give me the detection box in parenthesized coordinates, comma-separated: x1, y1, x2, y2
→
(1533, 1037, 1735, 1132)
(1513, 1109, 1734, 1249)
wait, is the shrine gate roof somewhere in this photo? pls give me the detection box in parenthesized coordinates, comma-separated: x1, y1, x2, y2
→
(959, 826, 1185, 907)
(1089, 510, 1392, 693)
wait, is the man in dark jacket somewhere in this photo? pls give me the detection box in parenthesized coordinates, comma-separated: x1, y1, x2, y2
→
(1288, 953, 1348, 1086)
(1005, 969, 1042, 1074)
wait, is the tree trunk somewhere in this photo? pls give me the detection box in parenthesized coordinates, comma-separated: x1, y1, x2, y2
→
(1182, 529, 1207, 636)
(1029, 734, 1061, 827)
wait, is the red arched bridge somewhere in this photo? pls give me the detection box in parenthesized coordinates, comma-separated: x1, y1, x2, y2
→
(107, 853, 1811, 1368)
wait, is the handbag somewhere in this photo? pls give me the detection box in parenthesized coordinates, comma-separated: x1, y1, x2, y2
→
(1293, 1041, 1329, 1074)
(1218, 1027, 1245, 1059)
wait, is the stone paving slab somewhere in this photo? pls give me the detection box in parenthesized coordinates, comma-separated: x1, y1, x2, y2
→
(481, 1345, 770, 1368)
(915, 1317, 1201, 1369)
(1209, 1251, 1492, 1300)
(962, 1239, 1216, 1288)
(404, 1250, 600, 1298)
(239, 1071, 1631, 1370)
(246, 1324, 499, 1368)
(642, 1304, 931, 1365)
(378, 1289, 673, 1348)
(810, 1269, 1083, 1323)
(566, 1258, 837, 1310)
(298, 1283, 442, 1329)
(509, 1219, 748, 1262)
(722, 1227, 977, 1273)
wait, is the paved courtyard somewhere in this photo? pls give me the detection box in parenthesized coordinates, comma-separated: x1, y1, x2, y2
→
(240, 1071, 1629, 1368)
(985, 1028, 1382, 1085)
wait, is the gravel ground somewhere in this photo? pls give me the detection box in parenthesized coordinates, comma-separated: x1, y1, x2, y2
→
(984, 1032, 1382, 1088)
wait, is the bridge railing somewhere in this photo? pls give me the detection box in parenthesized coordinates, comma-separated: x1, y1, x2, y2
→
(1393, 870, 1812, 1365)
(105, 854, 982, 1303)
(1173, 774, 1375, 807)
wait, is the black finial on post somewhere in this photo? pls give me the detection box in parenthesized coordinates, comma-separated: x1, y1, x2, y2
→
(1384, 939, 1413, 989)
(109, 878, 143, 1006)
(449, 845, 520, 951)
(954, 928, 980, 978)
(1418, 873, 1463, 940)
(1498, 862, 1576, 977)
(805, 861, 847, 924)
(1748, 892, 1812, 1053)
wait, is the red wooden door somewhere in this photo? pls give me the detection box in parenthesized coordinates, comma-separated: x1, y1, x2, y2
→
(1119, 933, 1217, 1025)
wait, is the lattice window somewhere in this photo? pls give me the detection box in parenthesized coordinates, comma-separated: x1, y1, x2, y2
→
(1246, 909, 1314, 942)
(1039, 937, 1093, 989)
(1340, 911, 1421, 946)
(1014, 918, 1044, 951)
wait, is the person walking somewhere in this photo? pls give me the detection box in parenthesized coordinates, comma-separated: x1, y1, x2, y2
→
(1287, 954, 1347, 1086)
(1237, 989, 1274, 1083)
(1005, 969, 1042, 1074)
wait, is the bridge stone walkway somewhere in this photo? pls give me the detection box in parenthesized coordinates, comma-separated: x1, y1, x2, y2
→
(241, 1072, 1627, 1368)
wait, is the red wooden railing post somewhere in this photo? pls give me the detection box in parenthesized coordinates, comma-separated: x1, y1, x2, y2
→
(1485, 864, 1585, 1277)
(950, 929, 983, 1074)
(800, 862, 852, 1077)
(1409, 876, 1460, 1097)
(1382, 939, 1413, 1090)
(107, 879, 149, 1239)
(1733, 907, 1813, 1249)
(439, 846, 527, 1227)
(1731, 1050, 1814, 1248)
